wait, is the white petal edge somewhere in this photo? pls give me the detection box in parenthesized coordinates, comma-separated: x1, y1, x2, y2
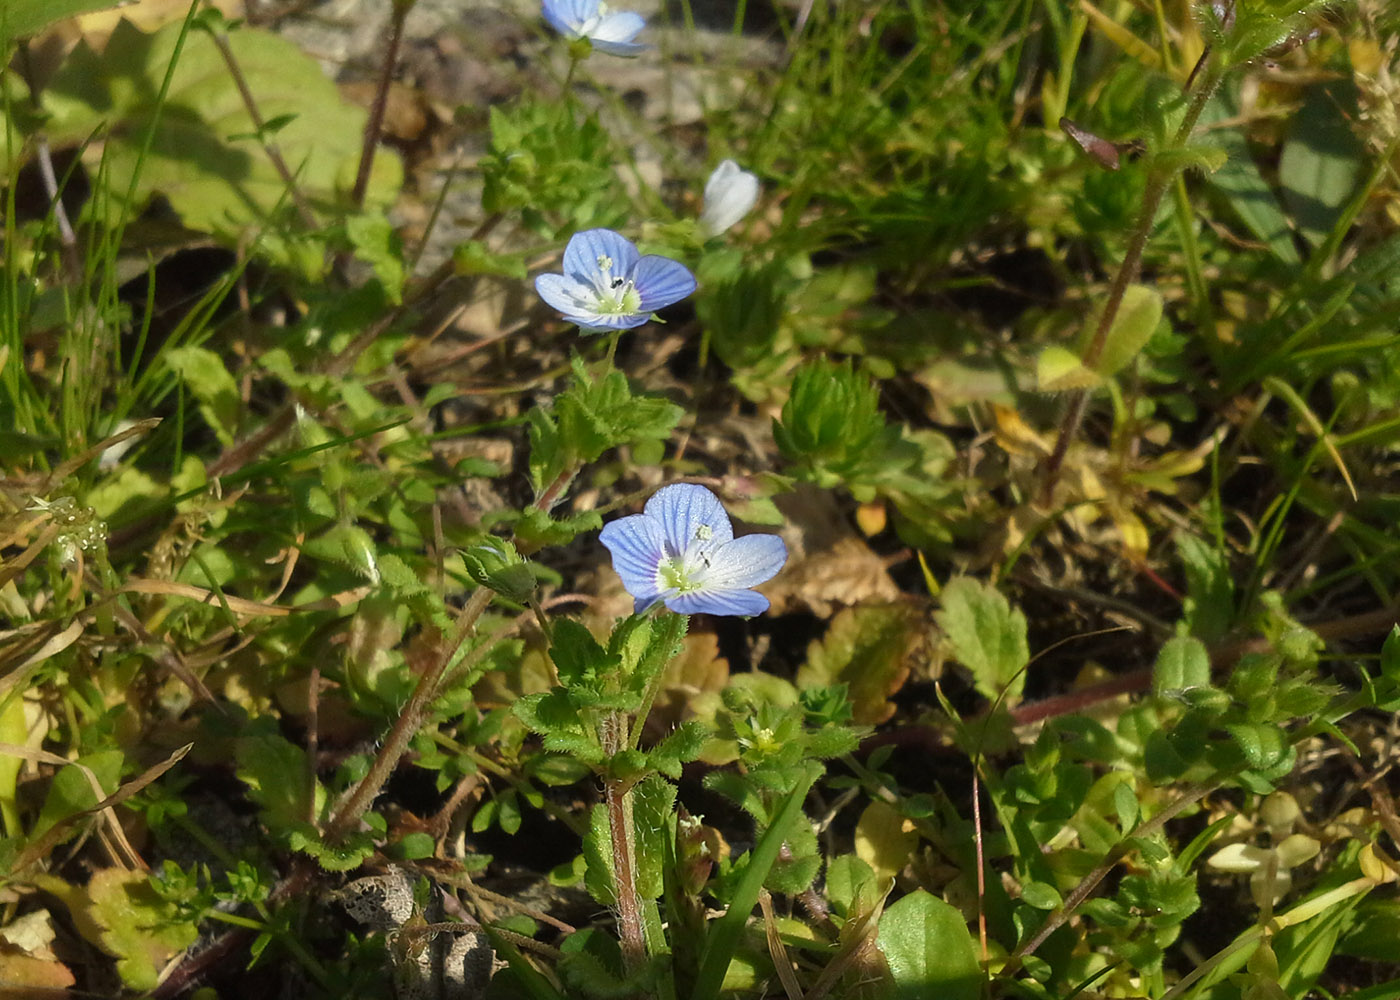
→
(700, 160, 759, 236)
(590, 9, 645, 44)
(696, 532, 787, 591)
(535, 273, 598, 315)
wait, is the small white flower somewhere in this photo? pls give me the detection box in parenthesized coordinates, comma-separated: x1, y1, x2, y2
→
(699, 160, 760, 237)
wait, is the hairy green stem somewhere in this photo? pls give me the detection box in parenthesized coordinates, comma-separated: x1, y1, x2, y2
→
(325, 587, 492, 841)
(1038, 61, 1224, 506)
(600, 712, 647, 977)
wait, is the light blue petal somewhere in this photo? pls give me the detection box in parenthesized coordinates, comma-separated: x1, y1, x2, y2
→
(535, 273, 598, 315)
(541, 0, 597, 34)
(666, 588, 770, 617)
(643, 484, 733, 560)
(600, 513, 666, 609)
(696, 533, 787, 591)
(562, 229, 640, 285)
(633, 255, 697, 312)
(591, 9, 645, 43)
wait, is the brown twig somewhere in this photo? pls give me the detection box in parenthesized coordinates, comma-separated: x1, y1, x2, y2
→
(208, 30, 319, 230)
(351, 0, 414, 209)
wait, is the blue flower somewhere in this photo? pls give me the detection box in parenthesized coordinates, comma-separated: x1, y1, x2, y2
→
(541, 0, 646, 56)
(599, 483, 788, 617)
(535, 228, 697, 332)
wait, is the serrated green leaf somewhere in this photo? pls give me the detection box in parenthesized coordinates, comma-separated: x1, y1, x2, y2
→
(935, 578, 1029, 704)
(345, 214, 405, 304)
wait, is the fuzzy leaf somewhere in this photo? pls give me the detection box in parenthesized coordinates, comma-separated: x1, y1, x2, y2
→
(1153, 636, 1211, 694)
(632, 774, 676, 900)
(1088, 284, 1163, 378)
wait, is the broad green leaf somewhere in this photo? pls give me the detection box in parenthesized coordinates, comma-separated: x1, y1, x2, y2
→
(345, 214, 405, 304)
(876, 890, 981, 1000)
(935, 577, 1029, 704)
(1279, 81, 1366, 248)
(825, 854, 877, 917)
(854, 800, 916, 880)
(0, 0, 124, 48)
(234, 719, 318, 834)
(164, 345, 240, 446)
(1089, 283, 1163, 377)
(37, 869, 198, 990)
(1202, 94, 1299, 264)
(41, 18, 401, 242)
(549, 618, 611, 686)
(30, 750, 123, 843)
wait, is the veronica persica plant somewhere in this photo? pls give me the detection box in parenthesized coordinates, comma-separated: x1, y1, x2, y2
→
(540, 0, 646, 56)
(599, 483, 787, 616)
(535, 228, 697, 332)
(699, 160, 760, 237)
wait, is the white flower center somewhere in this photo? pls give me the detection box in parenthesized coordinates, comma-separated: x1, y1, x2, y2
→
(657, 524, 719, 594)
(578, 2, 612, 38)
(588, 253, 641, 316)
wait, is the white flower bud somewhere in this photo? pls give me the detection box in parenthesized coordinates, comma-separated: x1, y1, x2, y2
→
(699, 160, 759, 237)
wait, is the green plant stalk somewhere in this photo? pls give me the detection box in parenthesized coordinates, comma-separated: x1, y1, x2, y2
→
(603, 763, 648, 977)
(324, 586, 493, 842)
(627, 612, 689, 749)
(1159, 875, 1377, 1000)
(1038, 59, 1224, 505)
(691, 761, 822, 1000)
